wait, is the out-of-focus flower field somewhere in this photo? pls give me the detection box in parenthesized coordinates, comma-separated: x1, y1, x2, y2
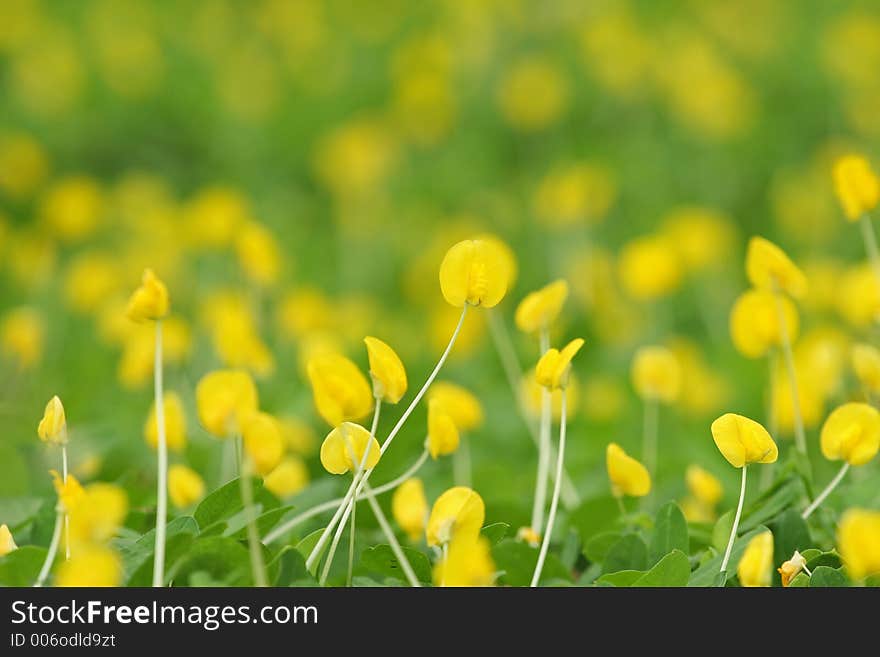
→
(1, 0, 880, 587)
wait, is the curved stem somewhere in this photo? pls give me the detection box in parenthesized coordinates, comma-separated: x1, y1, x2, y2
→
(363, 482, 420, 587)
(719, 465, 748, 578)
(860, 214, 880, 289)
(152, 320, 168, 588)
(802, 463, 850, 520)
(349, 401, 382, 586)
(531, 391, 567, 587)
(34, 510, 63, 587)
(239, 446, 268, 587)
(62, 445, 70, 560)
(306, 305, 468, 572)
(773, 288, 807, 458)
(531, 329, 551, 533)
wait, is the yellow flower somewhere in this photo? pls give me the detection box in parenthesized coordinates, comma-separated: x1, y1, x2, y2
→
(475, 233, 518, 290)
(838, 264, 880, 328)
(391, 478, 428, 541)
(278, 417, 317, 456)
(307, 353, 374, 427)
(319, 422, 381, 475)
(37, 395, 68, 446)
(144, 392, 187, 453)
(263, 457, 310, 498)
(837, 508, 880, 582)
(711, 413, 778, 468)
(0, 306, 45, 368)
(168, 464, 205, 508)
(852, 343, 880, 394)
(428, 382, 483, 431)
(63, 252, 122, 314)
(236, 221, 282, 288)
(40, 175, 103, 242)
(631, 345, 681, 403)
(242, 412, 284, 476)
(730, 289, 799, 359)
(820, 402, 880, 466)
(427, 398, 460, 459)
(50, 471, 84, 513)
(497, 56, 569, 132)
(514, 280, 569, 334)
(0, 524, 18, 556)
(533, 162, 616, 228)
(364, 336, 408, 404)
(745, 236, 807, 299)
(737, 530, 773, 587)
(195, 369, 259, 438)
(439, 239, 510, 308)
(833, 155, 880, 221)
(433, 534, 495, 587)
(606, 443, 651, 498)
(681, 497, 714, 523)
(778, 550, 808, 587)
(126, 268, 169, 322)
(183, 186, 248, 249)
(426, 486, 485, 547)
(535, 338, 585, 390)
(56, 546, 122, 587)
(277, 288, 336, 339)
(618, 234, 683, 300)
(661, 206, 737, 272)
(67, 483, 128, 550)
(517, 526, 541, 547)
(686, 465, 723, 508)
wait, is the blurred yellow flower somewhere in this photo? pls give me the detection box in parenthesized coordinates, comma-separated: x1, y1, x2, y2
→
(278, 416, 317, 456)
(263, 457, 309, 498)
(0, 131, 48, 199)
(312, 117, 397, 198)
(428, 381, 483, 431)
(497, 56, 569, 132)
(606, 443, 651, 498)
(0, 524, 17, 556)
(144, 392, 187, 453)
(0, 306, 45, 369)
(618, 234, 683, 300)
(67, 483, 128, 550)
(426, 486, 485, 547)
(184, 186, 249, 249)
(745, 236, 807, 299)
(51, 471, 84, 514)
(38, 395, 67, 446)
(40, 175, 103, 242)
(433, 534, 495, 587)
(852, 343, 880, 395)
(711, 413, 778, 468)
(56, 546, 122, 587)
(579, 375, 618, 423)
(737, 530, 773, 587)
(833, 154, 880, 220)
(514, 280, 569, 334)
(195, 369, 259, 438)
(168, 464, 205, 508)
(63, 252, 122, 314)
(524, 370, 580, 422)
(667, 338, 730, 416)
(579, 8, 653, 100)
(391, 478, 428, 541)
(661, 206, 737, 272)
(837, 508, 880, 582)
(118, 318, 192, 389)
(126, 269, 169, 322)
(778, 550, 809, 587)
(535, 338, 584, 390)
(427, 398, 459, 459)
(307, 352, 373, 427)
(631, 345, 681, 403)
(364, 336, 407, 404)
(392, 70, 456, 146)
(236, 221, 282, 288)
(516, 526, 541, 547)
(837, 264, 880, 327)
(532, 163, 616, 228)
(686, 465, 723, 508)
(277, 288, 336, 339)
(820, 403, 880, 466)
(729, 289, 799, 359)
(319, 422, 380, 475)
(242, 412, 284, 476)
(439, 238, 510, 309)
(773, 372, 825, 435)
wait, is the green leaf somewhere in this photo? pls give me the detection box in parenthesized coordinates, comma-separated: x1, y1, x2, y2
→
(809, 566, 848, 587)
(689, 526, 769, 587)
(711, 511, 734, 553)
(168, 536, 251, 586)
(295, 528, 325, 575)
(359, 544, 432, 584)
(0, 497, 43, 531)
(788, 572, 810, 587)
(596, 570, 645, 587)
(226, 505, 296, 540)
(633, 550, 691, 587)
(583, 531, 621, 563)
(270, 546, 316, 586)
(804, 549, 842, 571)
(740, 475, 807, 533)
(770, 508, 811, 585)
(492, 539, 571, 587)
(649, 502, 688, 566)
(481, 522, 510, 545)
(193, 477, 279, 535)
(569, 495, 620, 545)
(0, 546, 48, 586)
(603, 534, 648, 574)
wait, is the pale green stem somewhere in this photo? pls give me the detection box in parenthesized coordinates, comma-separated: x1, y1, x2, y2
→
(34, 509, 63, 587)
(349, 401, 382, 586)
(152, 320, 168, 588)
(531, 328, 551, 534)
(363, 482, 420, 587)
(860, 214, 880, 289)
(239, 444, 268, 587)
(642, 398, 658, 478)
(802, 463, 850, 520)
(773, 286, 808, 458)
(306, 304, 468, 573)
(440, 543, 449, 587)
(531, 392, 567, 587)
(61, 445, 70, 560)
(616, 495, 626, 518)
(719, 465, 748, 578)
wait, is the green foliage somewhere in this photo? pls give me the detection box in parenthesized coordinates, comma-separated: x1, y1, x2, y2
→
(0, 546, 48, 586)
(359, 545, 433, 584)
(492, 539, 571, 587)
(649, 503, 689, 566)
(809, 566, 848, 588)
(603, 535, 649, 574)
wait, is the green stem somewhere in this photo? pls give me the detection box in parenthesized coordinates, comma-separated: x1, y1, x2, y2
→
(802, 463, 850, 520)
(531, 391, 567, 587)
(34, 509, 63, 587)
(719, 465, 747, 579)
(152, 320, 168, 588)
(239, 444, 268, 587)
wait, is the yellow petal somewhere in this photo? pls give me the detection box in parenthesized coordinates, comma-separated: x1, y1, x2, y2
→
(364, 336, 408, 404)
(427, 398, 460, 459)
(144, 391, 187, 452)
(711, 413, 777, 468)
(263, 456, 310, 498)
(536, 338, 585, 390)
(319, 422, 381, 475)
(391, 478, 428, 542)
(820, 402, 880, 466)
(685, 465, 723, 508)
(0, 524, 18, 556)
(195, 369, 259, 438)
(439, 239, 509, 308)
(737, 530, 774, 587)
(852, 342, 880, 394)
(745, 236, 807, 299)
(606, 443, 651, 497)
(833, 155, 880, 221)
(126, 268, 169, 322)
(433, 533, 495, 587)
(307, 352, 374, 427)
(837, 508, 880, 582)
(428, 381, 483, 431)
(168, 464, 205, 508)
(426, 486, 485, 546)
(241, 412, 284, 476)
(56, 545, 122, 587)
(729, 290, 799, 359)
(514, 279, 569, 334)
(37, 395, 67, 445)
(631, 345, 681, 402)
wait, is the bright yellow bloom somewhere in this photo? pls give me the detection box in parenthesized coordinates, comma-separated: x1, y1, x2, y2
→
(852, 343, 880, 394)
(514, 280, 569, 334)
(242, 412, 284, 476)
(837, 508, 880, 581)
(263, 457, 309, 498)
(433, 534, 495, 587)
(0, 306, 45, 368)
(535, 338, 585, 390)
(738, 531, 773, 587)
(278, 417, 317, 456)
(711, 413, 778, 468)
(40, 175, 103, 242)
(67, 483, 128, 550)
(364, 336, 408, 404)
(661, 206, 737, 272)
(686, 465, 723, 508)
(745, 236, 807, 299)
(631, 345, 681, 403)
(820, 403, 880, 466)
(37, 395, 68, 446)
(497, 56, 569, 132)
(428, 382, 483, 431)
(606, 443, 651, 498)
(195, 370, 259, 438)
(391, 478, 428, 541)
(319, 422, 381, 475)
(475, 233, 518, 290)
(0, 524, 18, 556)
(144, 392, 187, 453)
(833, 155, 880, 221)
(439, 239, 510, 308)
(168, 464, 205, 508)
(730, 289, 799, 359)
(50, 471, 84, 513)
(524, 370, 581, 422)
(778, 550, 808, 587)
(307, 353, 374, 427)
(235, 221, 281, 288)
(618, 234, 683, 300)
(126, 268, 169, 322)
(426, 486, 485, 547)
(56, 546, 122, 587)
(427, 398, 460, 459)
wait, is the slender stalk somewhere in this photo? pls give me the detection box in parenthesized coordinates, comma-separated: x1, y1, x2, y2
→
(348, 401, 382, 586)
(34, 509, 64, 587)
(760, 351, 778, 491)
(616, 495, 626, 517)
(452, 434, 472, 487)
(531, 392, 567, 587)
(642, 398, 658, 478)
(773, 286, 807, 457)
(531, 329, 552, 534)
(363, 482, 420, 587)
(152, 320, 168, 588)
(306, 305, 468, 572)
(262, 450, 430, 544)
(719, 465, 748, 577)
(802, 463, 850, 520)
(860, 214, 880, 289)
(440, 543, 449, 587)
(239, 442, 268, 587)
(487, 309, 580, 509)
(61, 445, 70, 560)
